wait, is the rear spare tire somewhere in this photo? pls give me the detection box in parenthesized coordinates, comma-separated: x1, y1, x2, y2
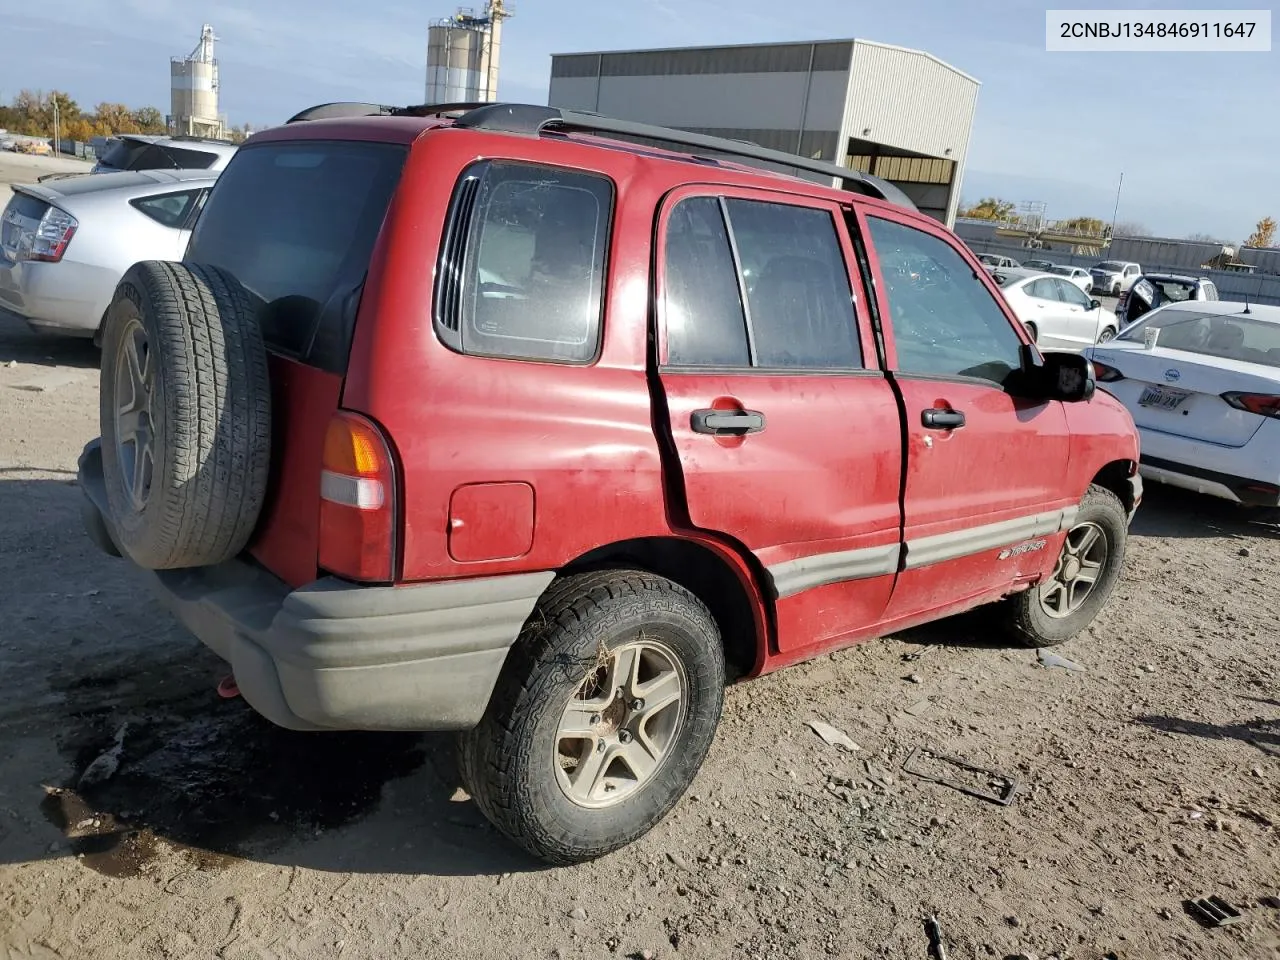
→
(99, 261, 271, 570)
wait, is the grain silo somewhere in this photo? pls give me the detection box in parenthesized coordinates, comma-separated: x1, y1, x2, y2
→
(425, 1, 510, 104)
(170, 24, 227, 139)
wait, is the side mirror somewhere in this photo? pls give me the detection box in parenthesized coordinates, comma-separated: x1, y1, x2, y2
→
(1090, 298, 1102, 310)
(1014, 346, 1095, 402)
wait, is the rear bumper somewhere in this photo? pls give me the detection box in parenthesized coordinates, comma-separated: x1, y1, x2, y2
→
(77, 439, 554, 732)
(0, 257, 109, 333)
(1139, 455, 1280, 507)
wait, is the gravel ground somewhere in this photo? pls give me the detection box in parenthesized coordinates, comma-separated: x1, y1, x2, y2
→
(0, 313, 1277, 960)
(0, 151, 94, 209)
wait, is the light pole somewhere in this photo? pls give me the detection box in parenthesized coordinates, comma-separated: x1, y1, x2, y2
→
(1108, 171, 1124, 244)
(52, 98, 60, 156)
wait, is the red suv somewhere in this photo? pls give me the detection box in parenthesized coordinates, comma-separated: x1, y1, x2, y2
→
(78, 102, 1142, 865)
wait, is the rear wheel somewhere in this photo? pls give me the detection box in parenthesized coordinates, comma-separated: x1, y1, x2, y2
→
(1097, 326, 1117, 343)
(1111, 283, 1121, 296)
(996, 485, 1128, 647)
(1024, 321, 1039, 344)
(459, 570, 725, 865)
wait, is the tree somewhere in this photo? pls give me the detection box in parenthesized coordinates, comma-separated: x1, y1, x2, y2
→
(132, 106, 165, 134)
(959, 197, 1017, 221)
(1244, 216, 1277, 248)
(1112, 221, 1148, 238)
(93, 103, 141, 135)
(1186, 232, 1221, 242)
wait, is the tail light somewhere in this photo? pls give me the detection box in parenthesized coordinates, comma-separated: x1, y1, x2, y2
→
(319, 411, 397, 582)
(1091, 361, 1125, 382)
(1221, 392, 1280, 419)
(0, 201, 78, 263)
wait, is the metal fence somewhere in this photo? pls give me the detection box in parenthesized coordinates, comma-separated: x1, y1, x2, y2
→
(960, 238, 1280, 305)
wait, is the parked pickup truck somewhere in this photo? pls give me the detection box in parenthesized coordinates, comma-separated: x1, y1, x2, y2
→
(78, 101, 1143, 866)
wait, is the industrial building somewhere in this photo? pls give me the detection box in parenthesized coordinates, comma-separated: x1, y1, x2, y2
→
(426, 1, 510, 104)
(548, 39, 980, 226)
(169, 24, 227, 139)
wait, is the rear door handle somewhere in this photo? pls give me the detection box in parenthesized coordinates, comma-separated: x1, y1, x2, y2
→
(691, 409, 766, 436)
(922, 408, 965, 430)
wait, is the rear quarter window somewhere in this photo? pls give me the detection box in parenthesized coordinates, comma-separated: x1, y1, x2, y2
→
(185, 140, 408, 372)
(131, 189, 204, 228)
(435, 160, 613, 363)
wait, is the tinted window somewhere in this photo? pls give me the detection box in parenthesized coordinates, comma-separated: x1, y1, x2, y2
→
(663, 197, 749, 367)
(96, 139, 151, 171)
(1117, 312, 1280, 367)
(437, 162, 612, 363)
(1054, 278, 1091, 307)
(723, 199, 859, 369)
(867, 216, 1023, 384)
(186, 140, 407, 371)
(1026, 278, 1059, 300)
(131, 189, 204, 228)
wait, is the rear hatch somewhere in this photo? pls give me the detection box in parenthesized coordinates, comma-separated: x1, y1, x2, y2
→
(1092, 336, 1280, 447)
(183, 136, 409, 586)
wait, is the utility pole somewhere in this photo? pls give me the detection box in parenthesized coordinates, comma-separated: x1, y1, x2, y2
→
(52, 97, 60, 156)
(1108, 171, 1124, 244)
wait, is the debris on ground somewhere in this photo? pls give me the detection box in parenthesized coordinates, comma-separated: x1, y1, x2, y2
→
(902, 747, 1019, 805)
(10, 369, 83, 393)
(77, 722, 129, 789)
(924, 915, 949, 960)
(805, 720, 860, 752)
(1185, 895, 1243, 928)
(1036, 649, 1084, 672)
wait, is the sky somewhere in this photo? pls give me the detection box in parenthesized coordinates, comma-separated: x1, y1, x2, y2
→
(0, 0, 1276, 240)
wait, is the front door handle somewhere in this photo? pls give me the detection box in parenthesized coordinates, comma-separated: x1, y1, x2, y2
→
(922, 408, 965, 430)
(691, 409, 766, 436)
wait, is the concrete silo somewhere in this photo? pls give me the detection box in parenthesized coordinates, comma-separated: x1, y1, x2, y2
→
(426, 0, 510, 104)
(170, 24, 227, 139)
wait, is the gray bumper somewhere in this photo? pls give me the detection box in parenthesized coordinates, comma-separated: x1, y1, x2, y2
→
(77, 439, 554, 732)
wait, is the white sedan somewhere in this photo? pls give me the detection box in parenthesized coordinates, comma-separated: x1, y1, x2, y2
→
(1047, 264, 1094, 294)
(1085, 300, 1280, 517)
(993, 268, 1119, 350)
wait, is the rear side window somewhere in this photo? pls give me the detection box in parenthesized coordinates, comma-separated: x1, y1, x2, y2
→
(661, 195, 861, 370)
(435, 161, 613, 363)
(186, 140, 407, 371)
(97, 139, 151, 171)
(131, 189, 204, 228)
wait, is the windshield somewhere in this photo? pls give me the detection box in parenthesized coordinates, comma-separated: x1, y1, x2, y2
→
(978, 254, 999, 264)
(1048, 265, 1072, 276)
(1095, 261, 1124, 271)
(1150, 279, 1196, 302)
(996, 273, 1023, 289)
(1117, 311, 1280, 367)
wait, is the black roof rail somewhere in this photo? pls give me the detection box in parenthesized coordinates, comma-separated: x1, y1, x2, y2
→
(287, 101, 499, 124)
(453, 103, 916, 210)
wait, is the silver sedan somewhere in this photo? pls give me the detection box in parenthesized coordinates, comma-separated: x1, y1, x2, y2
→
(0, 169, 218, 339)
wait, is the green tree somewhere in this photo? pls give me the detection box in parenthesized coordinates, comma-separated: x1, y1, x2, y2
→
(959, 197, 1016, 221)
(1059, 216, 1106, 235)
(132, 106, 166, 134)
(1244, 216, 1277, 248)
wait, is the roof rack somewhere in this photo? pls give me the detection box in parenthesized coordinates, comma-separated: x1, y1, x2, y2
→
(283, 101, 916, 209)
(452, 103, 916, 209)
(286, 101, 499, 124)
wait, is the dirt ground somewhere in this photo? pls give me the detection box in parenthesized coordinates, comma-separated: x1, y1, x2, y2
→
(0, 312, 1277, 960)
(0, 152, 94, 210)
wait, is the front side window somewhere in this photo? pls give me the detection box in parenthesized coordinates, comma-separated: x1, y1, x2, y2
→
(1054, 278, 1092, 308)
(867, 216, 1024, 384)
(661, 195, 861, 370)
(437, 162, 612, 363)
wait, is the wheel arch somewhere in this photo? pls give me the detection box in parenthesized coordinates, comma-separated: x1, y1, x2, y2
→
(1090, 458, 1139, 515)
(557, 535, 772, 681)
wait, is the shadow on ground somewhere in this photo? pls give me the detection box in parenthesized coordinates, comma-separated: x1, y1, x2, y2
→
(1130, 483, 1279, 541)
(1136, 710, 1280, 758)
(0, 478, 540, 880)
(0, 313, 100, 369)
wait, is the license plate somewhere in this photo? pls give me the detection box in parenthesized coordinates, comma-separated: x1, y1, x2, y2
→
(1138, 385, 1191, 410)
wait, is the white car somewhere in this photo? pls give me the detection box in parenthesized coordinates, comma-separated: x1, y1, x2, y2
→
(1047, 264, 1093, 294)
(1085, 300, 1280, 517)
(993, 268, 1119, 350)
(1090, 260, 1142, 297)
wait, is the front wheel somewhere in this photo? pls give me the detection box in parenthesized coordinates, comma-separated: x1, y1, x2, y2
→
(996, 485, 1128, 647)
(1111, 283, 1122, 296)
(459, 570, 726, 865)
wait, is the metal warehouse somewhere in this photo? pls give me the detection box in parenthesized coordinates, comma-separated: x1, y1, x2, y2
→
(548, 38, 980, 226)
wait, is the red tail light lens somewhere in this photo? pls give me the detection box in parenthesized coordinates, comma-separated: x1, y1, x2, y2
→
(1, 202, 78, 263)
(1221, 392, 1280, 419)
(319, 411, 397, 582)
(1091, 361, 1125, 383)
